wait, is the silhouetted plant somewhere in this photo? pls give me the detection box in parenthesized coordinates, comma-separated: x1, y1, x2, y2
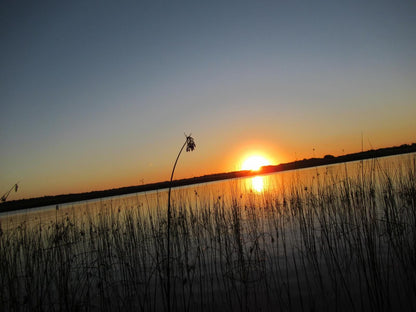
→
(1, 183, 19, 202)
(167, 134, 196, 312)
(2, 154, 416, 311)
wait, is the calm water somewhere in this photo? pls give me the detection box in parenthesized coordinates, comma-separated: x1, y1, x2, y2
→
(1, 152, 415, 229)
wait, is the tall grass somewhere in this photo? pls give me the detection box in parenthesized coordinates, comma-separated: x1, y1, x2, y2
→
(0, 155, 415, 311)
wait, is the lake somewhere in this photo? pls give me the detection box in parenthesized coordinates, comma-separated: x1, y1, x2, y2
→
(1, 153, 415, 311)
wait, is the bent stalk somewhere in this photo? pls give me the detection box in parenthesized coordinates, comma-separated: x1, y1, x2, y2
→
(167, 134, 196, 312)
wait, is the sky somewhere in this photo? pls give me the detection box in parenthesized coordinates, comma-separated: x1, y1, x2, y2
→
(1, 0, 416, 200)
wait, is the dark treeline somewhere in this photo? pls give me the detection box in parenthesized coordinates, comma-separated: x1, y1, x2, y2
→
(1, 143, 415, 212)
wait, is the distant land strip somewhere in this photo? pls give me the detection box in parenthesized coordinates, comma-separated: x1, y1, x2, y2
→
(1, 143, 415, 212)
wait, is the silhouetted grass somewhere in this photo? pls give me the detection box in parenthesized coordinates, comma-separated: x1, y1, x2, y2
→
(0, 155, 415, 311)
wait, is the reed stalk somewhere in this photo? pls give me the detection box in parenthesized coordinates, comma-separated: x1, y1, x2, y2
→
(166, 134, 195, 312)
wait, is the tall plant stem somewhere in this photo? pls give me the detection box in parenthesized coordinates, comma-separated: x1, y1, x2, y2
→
(167, 138, 190, 312)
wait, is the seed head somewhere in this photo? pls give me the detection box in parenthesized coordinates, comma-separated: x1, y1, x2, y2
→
(185, 135, 196, 152)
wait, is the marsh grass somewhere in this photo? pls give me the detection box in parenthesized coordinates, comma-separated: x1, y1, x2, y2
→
(1, 155, 415, 311)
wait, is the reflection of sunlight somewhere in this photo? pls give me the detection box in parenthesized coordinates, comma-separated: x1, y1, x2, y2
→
(251, 176, 264, 192)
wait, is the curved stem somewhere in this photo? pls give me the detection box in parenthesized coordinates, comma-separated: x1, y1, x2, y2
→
(167, 139, 187, 312)
(1, 183, 18, 202)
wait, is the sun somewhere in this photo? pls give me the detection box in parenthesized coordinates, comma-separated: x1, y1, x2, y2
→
(241, 155, 271, 171)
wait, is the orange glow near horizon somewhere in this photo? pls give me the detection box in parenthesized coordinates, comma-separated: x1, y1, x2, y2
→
(241, 155, 271, 171)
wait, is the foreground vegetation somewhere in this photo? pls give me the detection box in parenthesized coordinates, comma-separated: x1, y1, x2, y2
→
(1, 156, 415, 311)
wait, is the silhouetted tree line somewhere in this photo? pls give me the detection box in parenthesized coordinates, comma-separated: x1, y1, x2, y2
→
(1, 143, 415, 212)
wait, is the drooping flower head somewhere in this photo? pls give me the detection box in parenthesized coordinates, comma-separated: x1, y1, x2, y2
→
(185, 134, 196, 152)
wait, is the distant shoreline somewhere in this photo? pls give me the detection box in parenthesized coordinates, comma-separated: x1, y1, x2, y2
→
(1, 143, 415, 212)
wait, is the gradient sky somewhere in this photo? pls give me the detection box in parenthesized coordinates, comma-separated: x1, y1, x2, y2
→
(1, 0, 416, 200)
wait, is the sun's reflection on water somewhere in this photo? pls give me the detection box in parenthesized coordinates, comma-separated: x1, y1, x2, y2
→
(248, 176, 265, 193)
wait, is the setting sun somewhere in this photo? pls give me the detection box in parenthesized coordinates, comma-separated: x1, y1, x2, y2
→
(241, 155, 271, 171)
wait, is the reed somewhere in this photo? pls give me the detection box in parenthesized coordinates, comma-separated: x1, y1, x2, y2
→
(0, 155, 415, 311)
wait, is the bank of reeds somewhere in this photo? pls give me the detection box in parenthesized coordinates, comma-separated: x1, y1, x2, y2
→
(0, 156, 415, 311)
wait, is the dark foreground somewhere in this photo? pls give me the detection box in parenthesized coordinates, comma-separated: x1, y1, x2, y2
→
(1, 155, 415, 311)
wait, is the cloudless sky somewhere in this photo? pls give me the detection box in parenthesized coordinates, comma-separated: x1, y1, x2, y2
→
(1, 0, 416, 199)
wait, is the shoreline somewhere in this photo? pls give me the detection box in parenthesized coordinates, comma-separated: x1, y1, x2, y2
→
(1, 143, 415, 212)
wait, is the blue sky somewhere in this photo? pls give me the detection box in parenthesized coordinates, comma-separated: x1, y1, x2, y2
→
(1, 0, 416, 199)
